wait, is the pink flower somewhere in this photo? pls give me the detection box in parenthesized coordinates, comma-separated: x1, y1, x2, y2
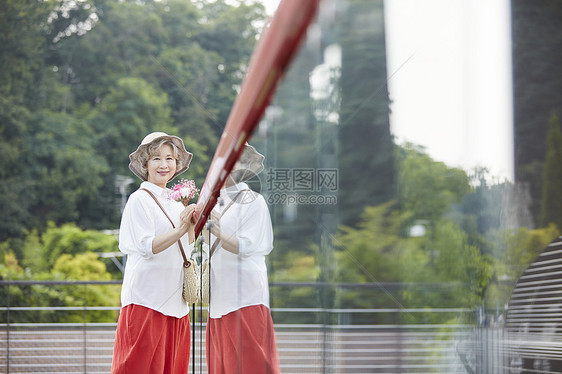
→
(169, 179, 199, 206)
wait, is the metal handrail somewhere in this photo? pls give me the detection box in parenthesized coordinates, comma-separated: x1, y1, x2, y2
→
(0, 280, 479, 373)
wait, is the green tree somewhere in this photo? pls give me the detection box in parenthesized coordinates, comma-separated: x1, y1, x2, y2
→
(484, 223, 560, 308)
(195, 0, 266, 131)
(540, 113, 562, 228)
(337, 0, 395, 227)
(0, 248, 119, 323)
(24, 110, 107, 228)
(48, 0, 168, 106)
(147, 44, 220, 151)
(92, 77, 174, 173)
(333, 146, 494, 322)
(1, 0, 267, 238)
(0, 254, 64, 323)
(423, 221, 492, 307)
(269, 247, 321, 324)
(0, 0, 51, 240)
(452, 168, 506, 257)
(39, 222, 118, 272)
(334, 201, 417, 325)
(0, 0, 106, 239)
(52, 252, 120, 322)
(511, 0, 562, 225)
(336, 202, 413, 282)
(335, 202, 492, 323)
(397, 144, 471, 225)
(19, 229, 48, 273)
(53, 252, 110, 281)
(0, 224, 121, 323)
(500, 224, 560, 280)
(2, 222, 120, 278)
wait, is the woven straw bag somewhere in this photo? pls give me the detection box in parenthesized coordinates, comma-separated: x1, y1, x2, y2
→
(183, 258, 199, 304)
(200, 259, 210, 304)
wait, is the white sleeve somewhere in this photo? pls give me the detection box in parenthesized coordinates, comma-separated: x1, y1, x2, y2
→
(236, 195, 273, 258)
(118, 193, 156, 259)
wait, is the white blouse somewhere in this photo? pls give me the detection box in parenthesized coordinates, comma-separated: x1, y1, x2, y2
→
(119, 181, 193, 318)
(209, 183, 274, 318)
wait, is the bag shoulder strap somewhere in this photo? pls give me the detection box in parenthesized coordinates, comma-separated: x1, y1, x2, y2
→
(209, 189, 250, 256)
(140, 188, 190, 267)
(220, 189, 250, 218)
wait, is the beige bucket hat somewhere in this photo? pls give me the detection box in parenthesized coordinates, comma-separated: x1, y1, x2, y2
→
(230, 144, 265, 183)
(129, 132, 193, 181)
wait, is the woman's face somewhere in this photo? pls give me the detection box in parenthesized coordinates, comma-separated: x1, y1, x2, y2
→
(223, 161, 242, 188)
(146, 144, 177, 188)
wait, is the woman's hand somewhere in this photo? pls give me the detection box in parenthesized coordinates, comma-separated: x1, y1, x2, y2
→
(180, 204, 196, 225)
(151, 204, 196, 254)
(210, 210, 221, 238)
(210, 209, 239, 254)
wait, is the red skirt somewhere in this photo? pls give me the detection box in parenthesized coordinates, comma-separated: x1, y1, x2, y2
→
(111, 304, 190, 374)
(206, 305, 281, 374)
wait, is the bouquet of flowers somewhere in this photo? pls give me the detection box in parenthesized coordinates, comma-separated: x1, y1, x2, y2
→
(169, 179, 200, 206)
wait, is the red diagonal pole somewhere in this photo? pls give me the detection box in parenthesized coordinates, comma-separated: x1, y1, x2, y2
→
(194, 0, 321, 235)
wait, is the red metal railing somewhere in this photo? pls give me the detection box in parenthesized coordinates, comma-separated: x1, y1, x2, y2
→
(193, 0, 321, 235)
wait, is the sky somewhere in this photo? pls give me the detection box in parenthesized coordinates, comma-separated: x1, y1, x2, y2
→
(257, 0, 514, 181)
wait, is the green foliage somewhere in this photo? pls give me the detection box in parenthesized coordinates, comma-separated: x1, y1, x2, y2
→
(26, 110, 108, 225)
(334, 201, 492, 323)
(0, 226, 120, 323)
(195, 0, 266, 128)
(0, 0, 46, 239)
(331, 148, 494, 322)
(150, 44, 220, 150)
(54, 252, 110, 281)
(511, 0, 562, 225)
(0, 258, 69, 323)
(270, 250, 320, 283)
(337, 0, 395, 227)
(19, 229, 47, 272)
(40, 222, 119, 271)
(90, 77, 175, 176)
(540, 113, 562, 228)
(1, 0, 265, 238)
(52, 252, 120, 322)
(484, 224, 560, 308)
(452, 168, 507, 257)
(498, 224, 560, 281)
(269, 247, 322, 324)
(336, 202, 411, 283)
(424, 221, 492, 307)
(0, 0, 50, 103)
(1, 222, 119, 277)
(397, 144, 471, 225)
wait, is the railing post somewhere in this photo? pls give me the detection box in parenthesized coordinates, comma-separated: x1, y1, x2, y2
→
(83, 283, 87, 374)
(6, 283, 10, 374)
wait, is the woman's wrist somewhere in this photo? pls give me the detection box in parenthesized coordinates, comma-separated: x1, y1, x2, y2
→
(211, 227, 221, 240)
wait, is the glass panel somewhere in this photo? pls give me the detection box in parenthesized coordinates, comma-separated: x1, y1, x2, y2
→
(2, 0, 561, 372)
(248, 0, 561, 372)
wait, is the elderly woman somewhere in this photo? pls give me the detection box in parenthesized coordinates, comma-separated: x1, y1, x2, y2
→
(111, 132, 196, 374)
(205, 144, 281, 374)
